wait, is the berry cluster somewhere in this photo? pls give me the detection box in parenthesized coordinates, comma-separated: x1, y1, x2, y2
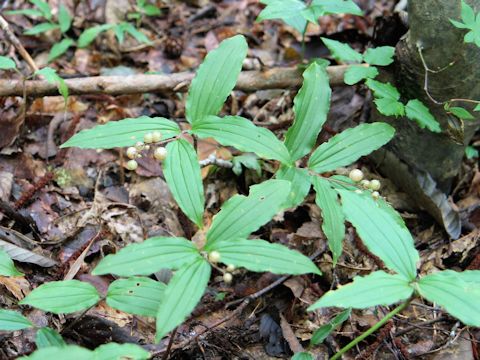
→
(208, 251, 235, 284)
(125, 131, 168, 170)
(349, 169, 382, 200)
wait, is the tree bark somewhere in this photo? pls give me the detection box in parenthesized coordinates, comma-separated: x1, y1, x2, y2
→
(371, 0, 480, 238)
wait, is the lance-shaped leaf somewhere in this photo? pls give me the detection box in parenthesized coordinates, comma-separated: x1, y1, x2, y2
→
(61, 116, 180, 149)
(186, 35, 247, 124)
(93, 237, 201, 276)
(211, 239, 321, 275)
(405, 99, 441, 132)
(337, 190, 419, 280)
(363, 46, 395, 66)
(308, 271, 413, 310)
(0, 56, 17, 70)
(304, 0, 362, 20)
(106, 276, 166, 317)
(205, 180, 291, 250)
(284, 62, 331, 161)
(163, 139, 205, 227)
(78, 24, 115, 48)
(276, 165, 311, 208)
(156, 258, 211, 341)
(312, 177, 345, 265)
(19, 280, 100, 314)
(308, 123, 395, 173)
(320, 38, 362, 63)
(192, 115, 291, 164)
(0, 248, 23, 276)
(417, 270, 480, 326)
(310, 308, 351, 345)
(36, 327, 66, 348)
(94, 343, 150, 360)
(48, 38, 74, 62)
(0, 309, 33, 331)
(257, 0, 307, 33)
(18, 345, 93, 360)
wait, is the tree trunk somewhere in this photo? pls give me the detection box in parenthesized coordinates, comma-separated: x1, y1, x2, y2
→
(371, 0, 480, 238)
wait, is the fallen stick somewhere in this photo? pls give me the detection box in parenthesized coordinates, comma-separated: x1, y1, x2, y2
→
(0, 65, 354, 97)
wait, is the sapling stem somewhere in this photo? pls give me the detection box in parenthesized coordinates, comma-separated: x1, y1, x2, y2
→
(330, 299, 412, 360)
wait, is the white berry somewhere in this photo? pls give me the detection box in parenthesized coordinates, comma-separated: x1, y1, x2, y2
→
(126, 160, 138, 170)
(349, 169, 364, 182)
(360, 180, 370, 189)
(143, 132, 153, 144)
(154, 147, 168, 161)
(126, 147, 137, 159)
(226, 264, 236, 272)
(223, 272, 233, 284)
(372, 191, 380, 200)
(152, 131, 162, 143)
(208, 251, 221, 263)
(369, 179, 381, 191)
(135, 141, 144, 150)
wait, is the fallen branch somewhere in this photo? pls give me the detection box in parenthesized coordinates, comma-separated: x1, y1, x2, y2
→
(0, 65, 354, 98)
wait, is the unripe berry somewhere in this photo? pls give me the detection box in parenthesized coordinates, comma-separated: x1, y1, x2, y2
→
(154, 147, 168, 161)
(126, 147, 137, 159)
(369, 179, 381, 191)
(135, 141, 144, 150)
(208, 251, 221, 263)
(143, 132, 153, 144)
(126, 159, 138, 171)
(226, 264, 236, 272)
(223, 272, 233, 284)
(360, 179, 370, 189)
(372, 191, 380, 200)
(152, 131, 162, 143)
(349, 169, 364, 182)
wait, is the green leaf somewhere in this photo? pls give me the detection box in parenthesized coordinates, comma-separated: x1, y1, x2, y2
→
(192, 115, 291, 164)
(19, 280, 100, 314)
(163, 139, 205, 227)
(211, 239, 321, 275)
(302, 0, 362, 23)
(123, 23, 152, 44)
(156, 258, 211, 341)
(106, 276, 166, 317)
(363, 46, 395, 66)
(276, 165, 311, 208)
(465, 145, 479, 159)
(337, 190, 419, 280)
(113, 23, 128, 44)
(310, 308, 350, 345)
(94, 343, 150, 360)
(308, 271, 413, 310)
(18, 345, 92, 360)
(0, 248, 23, 276)
(284, 62, 332, 161)
(35, 327, 66, 348)
(186, 35, 248, 124)
(232, 153, 261, 176)
(374, 97, 405, 116)
(366, 79, 405, 116)
(291, 353, 314, 360)
(257, 0, 307, 33)
(142, 4, 162, 16)
(308, 123, 395, 173)
(453, 270, 480, 283)
(449, 106, 475, 120)
(58, 5, 72, 33)
(0, 309, 33, 331)
(77, 24, 115, 48)
(321, 38, 362, 63)
(5, 9, 44, 17)
(461, 0, 476, 25)
(312, 177, 345, 265)
(61, 116, 180, 149)
(24, 22, 59, 35)
(405, 99, 441, 132)
(474, 104, 480, 111)
(205, 179, 291, 250)
(344, 65, 378, 85)
(30, 0, 52, 19)
(93, 237, 201, 276)
(417, 270, 480, 326)
(0, 56, 17, 70)
(35, 67, 68, 102)
(48, 38, 74, 62)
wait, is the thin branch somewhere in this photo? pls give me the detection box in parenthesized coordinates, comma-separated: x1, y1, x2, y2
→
(199, 154, 233, 168)
(0, 65, 356, 97)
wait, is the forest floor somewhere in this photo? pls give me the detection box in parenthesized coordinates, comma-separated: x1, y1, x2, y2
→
(0, 0, 480, 359)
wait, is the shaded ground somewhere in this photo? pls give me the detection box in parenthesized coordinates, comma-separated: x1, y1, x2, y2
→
(0, 0, 480, 359)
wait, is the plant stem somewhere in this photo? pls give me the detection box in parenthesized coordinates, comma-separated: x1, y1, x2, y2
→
(331, 299, 411, 360)
(301, 25, 307, 62)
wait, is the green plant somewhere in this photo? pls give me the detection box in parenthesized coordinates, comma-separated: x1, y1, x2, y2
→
(6, 0, 152, 62)
(127, 0, 162, 25)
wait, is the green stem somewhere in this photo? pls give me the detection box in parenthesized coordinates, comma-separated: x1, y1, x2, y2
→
(330, 299, 411, 360)
(301, 25, 307, 62)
